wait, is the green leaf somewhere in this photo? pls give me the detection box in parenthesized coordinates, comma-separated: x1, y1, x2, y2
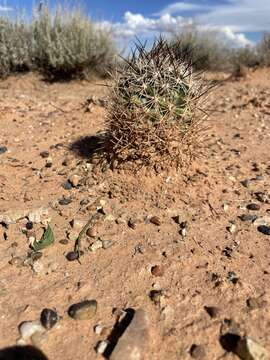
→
(32, 224, 54, 251)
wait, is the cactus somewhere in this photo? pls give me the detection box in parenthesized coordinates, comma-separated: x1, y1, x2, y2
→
(103, 37, 212, 170)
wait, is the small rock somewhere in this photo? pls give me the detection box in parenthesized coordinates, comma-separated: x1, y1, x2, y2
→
(66, 251, 82, 261)
(247, 203, 261, 211)
(149, 290, 165, 306)
(59, 239, 69, 245)
(96, 340, 109, 354)
(128, 218, 138, 229)
(40, 308, 59, 330)
(239, 214, 257, 222)
(241, 179, 250, 188)
(151, 265, 164, 277)
(59, 197, 72, 206)
(255, 192, 270, 204)
(190, 344, 206, 359)
(68, 300, 97, 320)
(150, 216, 161, 226)
(204, 306, 219, 318)
(28, 207, 49, 224)
(32, 261, 44, 274)
(69, 175, 80, 187)
(236, 337, 269, 360)
(19, 320, 45, 340)
(89, 240, 103, 252)
(45, 157, 53, 168)
(257, 225, 270, 235)
(110, 309, 149, 360)
(94, 324, 104, 335)
(228, 223, 237, 234)
(86, 226, 98, 238)
(104, 214, 115, 222)
(62, 181, 72, 190)
(71, 219, 87, 231)
(0, 146, 7, 154)
(227, 271, 239, 284)
(67, 230, 79, 241)
(253, 217, 270, 227)
(40, 151, 50, 158)
(102, 240, 114, 249)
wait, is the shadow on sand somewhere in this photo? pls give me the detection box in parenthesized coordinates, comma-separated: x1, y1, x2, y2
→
(0, 345, 48, 360)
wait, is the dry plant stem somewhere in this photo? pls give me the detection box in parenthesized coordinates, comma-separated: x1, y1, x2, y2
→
(74, 212, 103, 259)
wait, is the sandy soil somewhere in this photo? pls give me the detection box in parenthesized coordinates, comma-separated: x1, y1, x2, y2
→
(0, 69, 269, 359)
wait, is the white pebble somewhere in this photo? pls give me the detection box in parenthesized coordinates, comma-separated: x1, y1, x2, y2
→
(89, 240, 103, 252)
(94, 324, 104, 335)
(19, 320, 45, 340)
(96, 340, 109, 354)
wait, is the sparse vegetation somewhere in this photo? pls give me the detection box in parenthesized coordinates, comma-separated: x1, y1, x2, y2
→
(102, 38, 212, 170)
(170, 25, 231, 71)
(0, 6, 116, 79)
(258, 32, 270, 66)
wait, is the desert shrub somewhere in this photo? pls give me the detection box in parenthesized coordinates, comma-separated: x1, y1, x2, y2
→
(229, 46, 260, 69)
(102, 38, 212, 170)
(171, 25, 231, 71)
(0, 17, 33, 78)
(32, 7, 116, 79)
(257, 32, 270, 66)
(0, 7, 116, 80)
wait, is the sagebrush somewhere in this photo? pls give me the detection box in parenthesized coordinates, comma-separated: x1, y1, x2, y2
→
(0, 6, 116, 79)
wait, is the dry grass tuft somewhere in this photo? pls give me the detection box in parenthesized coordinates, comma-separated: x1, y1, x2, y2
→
(101, 38, 214, 171)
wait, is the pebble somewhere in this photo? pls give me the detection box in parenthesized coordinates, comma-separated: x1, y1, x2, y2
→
(40, 151, 50, 158)
(151, 265, 165, 277)
(227, 271, 239, 284)
(19, 320, 45, 340)
(255, 192, 270, 204)
(239, 214, 257, 222)
(253, 216, 270, 227)
(110, 309, 149, 360)
(71, 219, 87, 231)
(204, 306, 219, 318)
(102, 240, 114, 249)
(40, 308, 59, 330)
(62, 181, 72, 190)
(45, 157, 53, 168)
(190, 344, 206, 359)
(68, 300, 97, 320)
(59, 239, 69, 245)
(59, 197, 72, 206)
(89, 240, 103, 252)
(69, 174, 80, 187)
(247, 203, 261, 211)
(28, 207, 49, 224)
(257, 225, 270, 235)
(150, 216, 161, 226)
(94, 324, 104, 335)
(26, 221, 34, 230)
(236, 337, 268, 360)
(0, 146, 7, 154)
(241, 179, 250, 188)
(228, 223, 237, 234)
(66, 251, 83, 261)
(96, 340, 109, 354)
(149, 290, 165, 306)
(128, 218, 138, 229)
(86, 226, 98, 238)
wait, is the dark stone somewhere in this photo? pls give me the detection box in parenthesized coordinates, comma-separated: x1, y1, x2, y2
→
(0, 146, 7, 154)
(66, 251, 84, 261)
(204, 306, 219, 318)
(190, 344, 206, 358)
(40, 151, 50, 158)
(258, 225, 270, 235)
(227, 271, 239, 284)
(62, 181, 72, 190)
(40, 308, 58, 330)
(239, 214, 257, 222)
(26, 222, 33, 230)
(246, 203, 260, 211)
(59, 197, 72, 206)
(220, 333, 241, 352)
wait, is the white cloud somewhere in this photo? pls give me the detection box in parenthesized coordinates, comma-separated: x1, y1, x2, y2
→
(106, 10, 251, 48)
(0, 5, 12, 11)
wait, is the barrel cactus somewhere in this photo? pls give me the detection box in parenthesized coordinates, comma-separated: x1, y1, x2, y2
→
(103, 38, 211, 170)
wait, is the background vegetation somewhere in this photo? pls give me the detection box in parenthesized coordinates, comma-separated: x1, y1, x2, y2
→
(0, 7, 269, 80)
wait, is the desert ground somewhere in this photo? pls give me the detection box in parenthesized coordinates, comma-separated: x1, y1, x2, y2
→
(0, 68, 270, 359)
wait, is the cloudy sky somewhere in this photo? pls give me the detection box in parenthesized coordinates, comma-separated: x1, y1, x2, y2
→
(1, 0, 270, 46)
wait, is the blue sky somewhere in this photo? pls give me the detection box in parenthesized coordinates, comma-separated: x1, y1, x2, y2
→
(1, 0, 269, 46)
